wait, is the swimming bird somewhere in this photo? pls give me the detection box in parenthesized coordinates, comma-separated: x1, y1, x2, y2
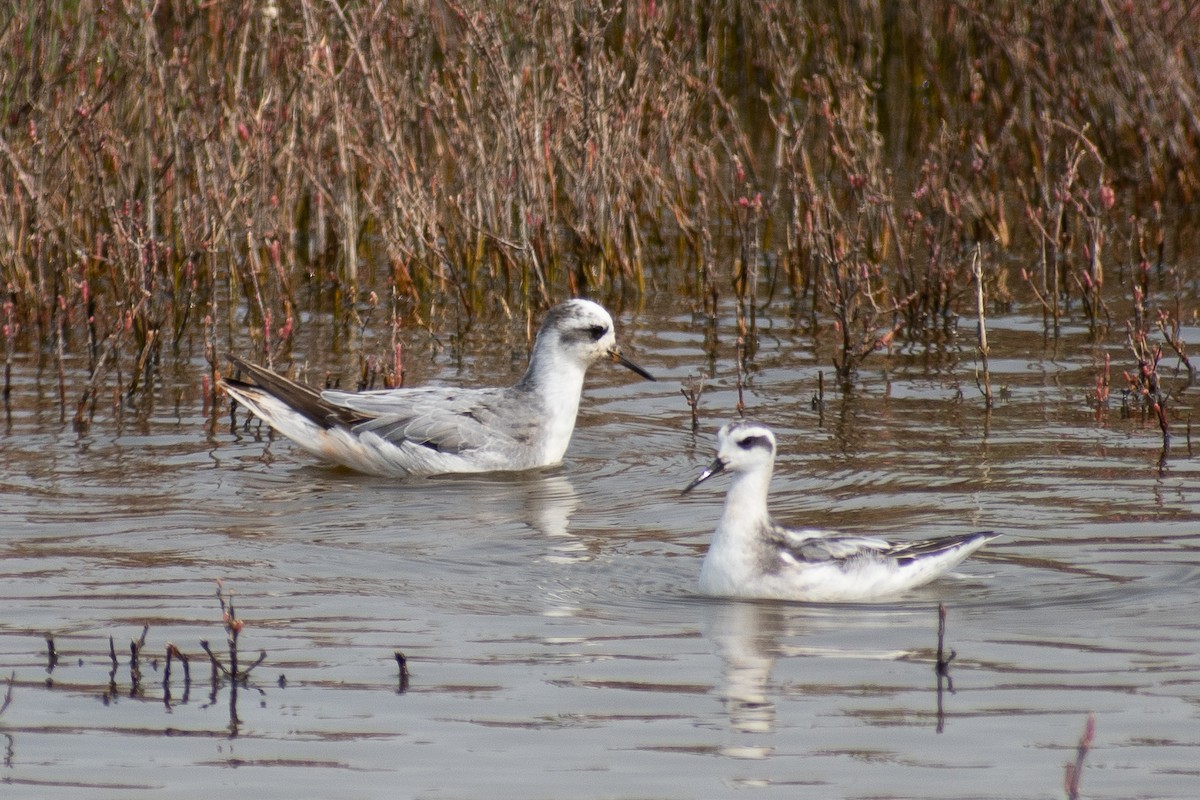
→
(221, 299, 655, 477)
(683, 421, 999, 601)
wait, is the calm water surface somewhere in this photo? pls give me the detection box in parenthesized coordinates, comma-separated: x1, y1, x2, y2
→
(2, 299, 1200, 798)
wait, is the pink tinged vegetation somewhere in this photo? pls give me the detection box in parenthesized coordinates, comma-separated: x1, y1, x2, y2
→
(1100, 184, 1116, 210)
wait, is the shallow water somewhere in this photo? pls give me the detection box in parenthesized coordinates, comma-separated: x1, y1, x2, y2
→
(3, 299, 1200, 799)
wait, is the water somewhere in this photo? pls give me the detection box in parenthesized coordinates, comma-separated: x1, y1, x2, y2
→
(3, 299, 1200, 798)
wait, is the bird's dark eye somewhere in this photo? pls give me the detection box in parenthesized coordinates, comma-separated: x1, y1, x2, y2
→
(588, 325, 608, 341)
(738, 435, 772, 452)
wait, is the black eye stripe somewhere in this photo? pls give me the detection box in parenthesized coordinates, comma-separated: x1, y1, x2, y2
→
(737, 434, 772, 451)
(588, 325, 608, 341)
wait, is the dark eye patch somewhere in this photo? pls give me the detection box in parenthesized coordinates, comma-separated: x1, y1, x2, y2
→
(737, 434, 772, 452)
(588, 325, 608, 341)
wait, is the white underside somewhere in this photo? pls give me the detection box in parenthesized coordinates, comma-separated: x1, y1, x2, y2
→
(698, 539, 988, 602)
(224, 384, 529, 477)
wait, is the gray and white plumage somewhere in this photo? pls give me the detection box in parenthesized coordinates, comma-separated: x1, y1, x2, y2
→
(683, 421, 1000, 601)
(220, 299, 655, 477)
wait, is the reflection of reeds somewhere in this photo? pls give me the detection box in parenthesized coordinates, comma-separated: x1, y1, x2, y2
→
(128, 624, 148, 696)
(3, 2, 1200, 405)
(0, 673, 12, 716)
(106, 636, 118, 696)
(163, 643, 191, 708)
(934, 603, 955, 734)
(44, 636, 58, 672)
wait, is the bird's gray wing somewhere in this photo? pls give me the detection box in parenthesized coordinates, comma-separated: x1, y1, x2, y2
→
(878, 532, 999, 565)
(772, 527, 893, 564)
(774, 528, 996, 567)
(322, 386, 528, 455)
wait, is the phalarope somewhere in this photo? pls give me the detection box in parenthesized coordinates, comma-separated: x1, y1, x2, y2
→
(683, 421, 999, 601)
(221, 299, 655, 477)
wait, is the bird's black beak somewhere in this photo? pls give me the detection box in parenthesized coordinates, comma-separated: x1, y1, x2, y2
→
(609, 346, 656, 381)
(682, 457, 726, 494)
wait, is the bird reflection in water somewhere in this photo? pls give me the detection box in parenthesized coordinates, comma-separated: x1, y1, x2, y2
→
(704, 600, 789, 759)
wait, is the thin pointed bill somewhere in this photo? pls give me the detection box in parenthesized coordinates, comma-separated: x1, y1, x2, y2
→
(682, 457, 726, 494)
(609, 347, 656, 381)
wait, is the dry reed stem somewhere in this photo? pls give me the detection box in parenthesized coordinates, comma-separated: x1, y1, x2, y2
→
(395, 650, 410, 694)
(680, 373, 707, 433)
(1064, 713, 1096, 800)
(934, 603, 955, 734)
(45, 636, 58, 671)
(972, 247, 993, 408)
(2, 2, 1200, 407)
(0, 673, 13, 716)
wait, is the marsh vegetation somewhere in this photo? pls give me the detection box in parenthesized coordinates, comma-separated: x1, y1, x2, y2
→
(3, 1, 1199, 422)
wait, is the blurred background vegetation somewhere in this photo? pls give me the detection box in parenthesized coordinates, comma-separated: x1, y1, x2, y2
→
(2, 1, 1198, 422)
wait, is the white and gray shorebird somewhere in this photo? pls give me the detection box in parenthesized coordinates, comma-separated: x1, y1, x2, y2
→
(221, 299, 655, 477)
(683, 421, 1000, 602)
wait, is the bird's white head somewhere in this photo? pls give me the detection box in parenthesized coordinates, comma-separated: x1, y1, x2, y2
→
(533, 299, 654, 379)
(683, 420, 777, 493)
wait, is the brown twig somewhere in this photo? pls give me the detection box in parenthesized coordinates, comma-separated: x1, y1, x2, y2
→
(45, 635, 58, 671)
(129, 640, 142, 695)
(1125, 324, 1171, 452)
(1064, 713, 1096, 800)
(935, 603, 956, 682)
(1156, 313, 1195, 393)
(0, 672, 14, 716)
(203, 582, 267, 685)
(107, 635, 118, 690)
(680, 374, 707, 433)
(735, 337, 747, 415)
(934, 603, 956, 734)
(972, 246, 993, 409)
(395, 650, 410, 694)
(164, 643, 191, 692)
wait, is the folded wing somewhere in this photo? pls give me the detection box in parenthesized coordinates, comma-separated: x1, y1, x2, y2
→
(326, 386, 520, 455)
(774, 528, 996, 568)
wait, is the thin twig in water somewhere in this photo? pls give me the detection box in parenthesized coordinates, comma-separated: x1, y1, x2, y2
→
(395, 650, 410, 694)
(1156, 313, 1195, 392)
(129, 624, 149, 694)
(0, 672, 13, 716)
(934, 603, 956, 734)
(45, 635, 58, 671)
(129, 641, 142, 694)
(972, 246, 993, 409)
(202, 582, 267, 684)
(735, 336, 747, 416)
(164, 643, 191, 690)
(107, 635, 118, 689)
(935, 604, 956, 687)
(1064, 713, 1096, 800)
(680, 373, 707, 433)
